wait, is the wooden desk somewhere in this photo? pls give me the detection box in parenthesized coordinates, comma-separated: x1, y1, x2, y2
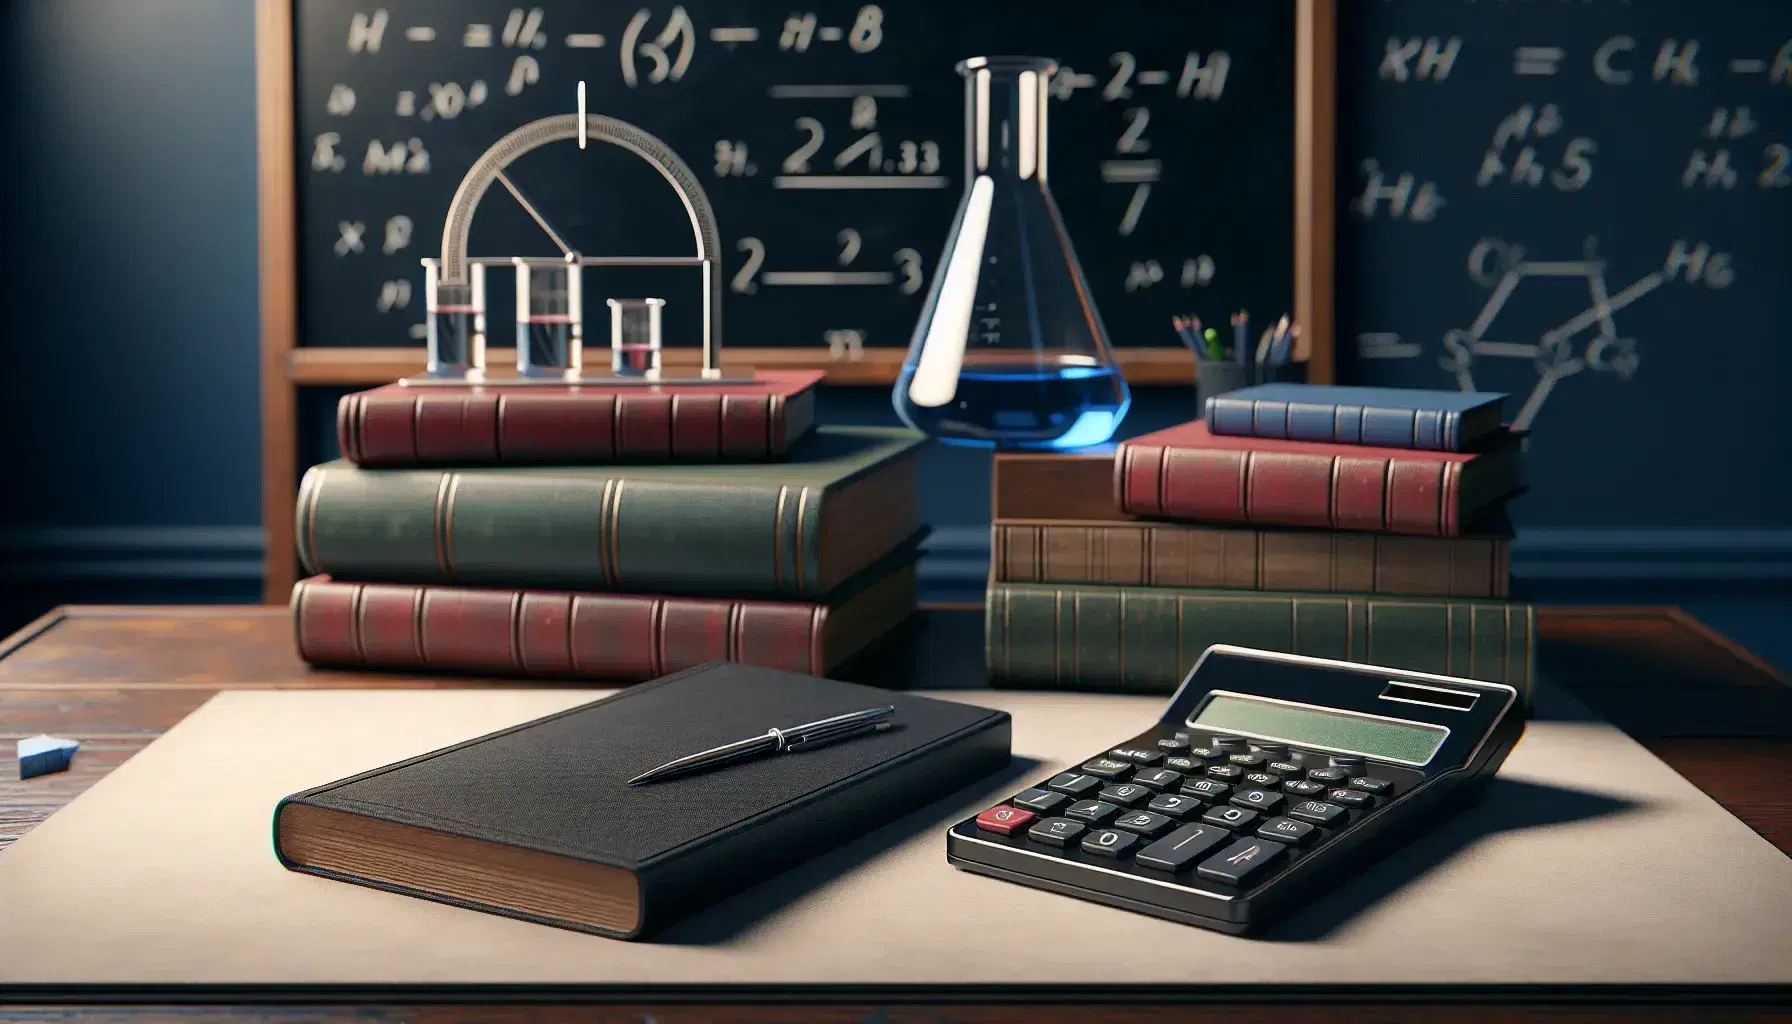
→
(2, 604, 1789, 1021)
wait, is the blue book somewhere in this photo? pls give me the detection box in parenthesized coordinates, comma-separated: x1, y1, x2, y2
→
(1205, 384, 1508, 451)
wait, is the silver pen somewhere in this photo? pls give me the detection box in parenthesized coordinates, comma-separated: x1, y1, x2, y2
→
(626, 705, 897, 786)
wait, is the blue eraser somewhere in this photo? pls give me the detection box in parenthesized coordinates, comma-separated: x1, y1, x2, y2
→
(18, 735, 79, 780)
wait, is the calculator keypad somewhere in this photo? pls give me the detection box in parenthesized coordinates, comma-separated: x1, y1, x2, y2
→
(960, 727, 1420, 906)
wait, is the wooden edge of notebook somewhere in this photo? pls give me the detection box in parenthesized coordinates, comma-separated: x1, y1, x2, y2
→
(274, 802, 642, 938)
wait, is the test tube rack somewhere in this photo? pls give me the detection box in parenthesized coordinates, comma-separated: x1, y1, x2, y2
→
(400, 106, 759, 388)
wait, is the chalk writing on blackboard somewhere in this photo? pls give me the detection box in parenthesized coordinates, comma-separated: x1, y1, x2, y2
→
(1348, 22, 1786, 432)
(300, 2, 1299, 351)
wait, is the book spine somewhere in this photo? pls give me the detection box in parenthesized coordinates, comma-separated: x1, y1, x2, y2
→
(985, 582, 1534, 700)
(1115, 443, 1464, 536)
(293, 578, 828, 680)
(991, 523, 1509, 598)
(1207, 397, 1459, 451)
(296, 465, 828, 597)
(338, 389, 793, 466)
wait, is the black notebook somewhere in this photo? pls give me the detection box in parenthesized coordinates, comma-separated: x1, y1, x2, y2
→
(273, 662, 1011, 939)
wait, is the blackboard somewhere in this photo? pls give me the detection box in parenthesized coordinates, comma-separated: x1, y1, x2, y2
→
(289, 0, 1309, 378)
(1336, 0, 1792, 530)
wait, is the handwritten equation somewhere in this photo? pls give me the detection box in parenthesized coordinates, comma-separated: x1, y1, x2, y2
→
(302, 2, 1285, 358)
(1340, 5, 1789, 431)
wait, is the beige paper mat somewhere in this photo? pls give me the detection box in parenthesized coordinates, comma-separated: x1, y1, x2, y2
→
(1, 684, 1788, 986)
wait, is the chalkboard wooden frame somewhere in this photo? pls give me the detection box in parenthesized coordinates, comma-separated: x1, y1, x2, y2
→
(253, 0, 1338, 602)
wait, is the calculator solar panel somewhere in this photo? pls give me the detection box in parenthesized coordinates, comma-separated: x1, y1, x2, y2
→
(947, 646, 1525, 935)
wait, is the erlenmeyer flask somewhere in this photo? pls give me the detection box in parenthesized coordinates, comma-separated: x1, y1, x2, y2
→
(894, 56, 1130, 450)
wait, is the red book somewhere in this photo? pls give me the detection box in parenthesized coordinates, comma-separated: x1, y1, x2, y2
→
(337, 370, 822, 467)
(290, 565, 915, 682)
(1114, 421, 1523, 536)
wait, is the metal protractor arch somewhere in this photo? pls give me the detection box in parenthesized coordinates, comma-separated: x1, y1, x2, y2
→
(437, 113, 723, 351)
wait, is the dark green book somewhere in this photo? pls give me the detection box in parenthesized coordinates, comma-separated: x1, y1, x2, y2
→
(985, 581, 1534, 702)
(297, 426, 925, 599)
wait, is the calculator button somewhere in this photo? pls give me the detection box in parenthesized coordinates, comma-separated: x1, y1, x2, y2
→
(1307, 767, 1350, 784)
(1211, 736, 1249, 752)
(1079, 828, 1139, 858)
(1164, 756, 1203, 773)
(1155, 737, 1191, 754)
(975, 806, 1036, 836)
(1287, 800, 1348, 826)
(1227, 753, 1265, 768)
(1110, 746, 1164, 765)
(1258, 817, 1319, 846)
(1329, 755, 1365, 771)
(1181, 778, 1232, 801)
(1267, 761, 1304, 777)
(1243, 772, 1282, 788)
(1011, 788, 1069, 814)
(1047, 772, 1102, 796)
(1132, 768, 1184, 791)
(1146, 792, 1202, 818)
(1329, 788, 1375, 808)
(1252, 742, 1289, 757)
(1205, 764, 1245, 781)
(1230, 788, 1285, 812)
(1135, 824, 1231, 872)
(1082, 758, 1135, 779)
(1099, 783, 1150, 807)
(1196, 838, 1287, 886)
(1064, 799, 1120, 824)
(1186, 746, 1222, 760)
(1201, 804, 1260, 830)
(1349, 776, 1393, 794)
(1027, 817, 1087, 847)
(1281, 779, 1327, 797)
(1112, 810, 1176, 838)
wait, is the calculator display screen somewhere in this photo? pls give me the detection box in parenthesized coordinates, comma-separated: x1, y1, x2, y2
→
(1189, 693, 1449, 766)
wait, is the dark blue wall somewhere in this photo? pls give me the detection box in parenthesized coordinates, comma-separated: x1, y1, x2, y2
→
(0, 0, 263, 602)
(3, 0, 1789, 638)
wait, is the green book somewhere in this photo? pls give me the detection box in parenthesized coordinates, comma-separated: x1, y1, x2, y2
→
(986, 581, 1535, 703)
(297, 426, 925, 599)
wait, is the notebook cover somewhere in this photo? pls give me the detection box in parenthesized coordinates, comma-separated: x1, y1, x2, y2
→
(273, 662, 1011, 939)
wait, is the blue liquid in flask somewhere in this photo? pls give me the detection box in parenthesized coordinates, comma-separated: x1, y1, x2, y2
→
(894, 56, 1129, 450)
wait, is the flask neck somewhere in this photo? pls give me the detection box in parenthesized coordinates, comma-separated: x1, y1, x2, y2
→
(960, 61, 1053, 186)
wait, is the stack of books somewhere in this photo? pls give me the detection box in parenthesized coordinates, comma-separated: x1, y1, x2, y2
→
(288, 372, 928, 682)
(985, 384, 1534, 698)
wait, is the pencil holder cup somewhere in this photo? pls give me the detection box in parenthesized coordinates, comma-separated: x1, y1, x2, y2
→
(1194, 362, 1254, 416)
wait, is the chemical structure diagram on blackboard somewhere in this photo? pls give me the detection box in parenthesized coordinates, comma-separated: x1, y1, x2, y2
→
(1357, 235, 1733, 432)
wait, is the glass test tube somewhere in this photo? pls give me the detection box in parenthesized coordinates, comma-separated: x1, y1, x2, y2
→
(423, 258, 486, 377)
(607, 298, 666, 379)
(513, 256, 583, 378)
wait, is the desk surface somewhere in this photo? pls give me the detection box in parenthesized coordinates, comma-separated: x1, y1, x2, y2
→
(1, 603, 1790, 1022)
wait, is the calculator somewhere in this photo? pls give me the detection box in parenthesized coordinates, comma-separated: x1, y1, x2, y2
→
(947, 645, 1525, 935)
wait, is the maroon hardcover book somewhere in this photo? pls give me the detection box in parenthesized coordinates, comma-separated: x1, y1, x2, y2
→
(291, 564, 916, 683)
(337, 370, 823, 467)
(1114, 421, 1523, 537)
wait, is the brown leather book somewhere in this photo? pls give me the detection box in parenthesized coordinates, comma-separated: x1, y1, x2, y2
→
(337, 370, 822, 467)
(992, 449, 1128, 522)
(991, 519, 1512, 598)
(292, 557, 918, 683)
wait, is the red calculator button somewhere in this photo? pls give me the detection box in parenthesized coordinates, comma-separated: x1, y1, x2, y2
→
(975, 805, 1036, 836)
